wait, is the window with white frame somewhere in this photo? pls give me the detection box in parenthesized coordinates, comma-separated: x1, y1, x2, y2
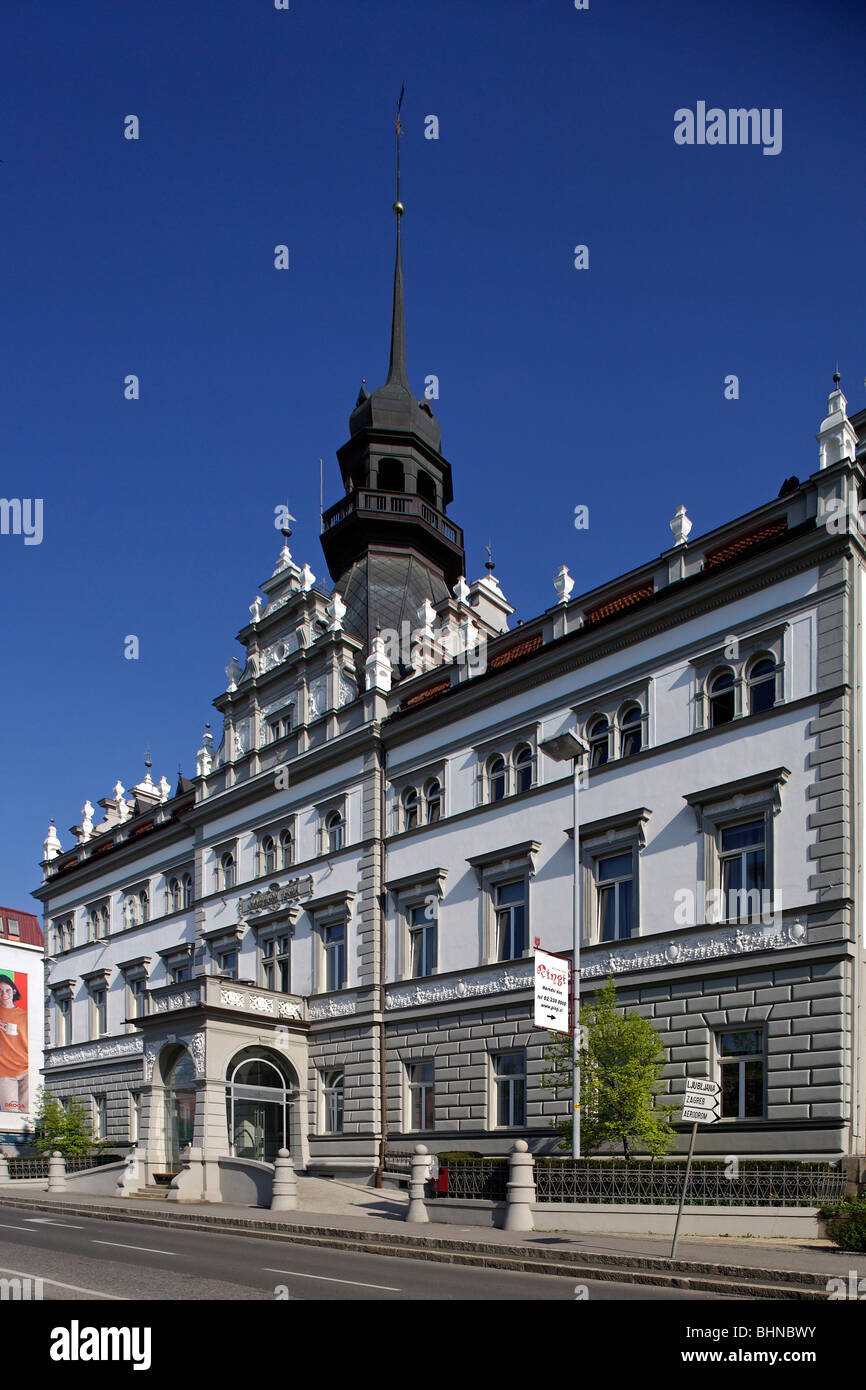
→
(127, 975, 149, 1021)
(87, 903, 110, 942)
(130, 1090, 142, 1142)
(260, 835, 278, 876)
(279, 826, 295, 868)
(475, 737, 538, 804)
(322, 921, 346, 991)
(408, 903, 437, 977)
(580, 810, 650, 946)
(424, 778, 442, 823)
(401, 786, 420, 831)
(690, 625, 787, 733)
(323, 1069, 344, 1133)
(492, 1052, 526, 1128)
(495, 879, 527, 961)
(716, 1029, 765, 1118)
(575, 684, 649, 767)
(407, 1060, 434, 1131)
(54, 992, 72, 1046)
(619, 704, 643, 757)
(86, 978, 109, 1038)
(684, 769, 787, 928)
(122, 887, 149, 930)
(323, 809, 344, 855)
(260, 931, 292, 993)
(161, 946, 193, 984)
(513, 743, 533, 793)
(93, 1094, 107, 1140)
(588, 716, 610, 767)
(217, 850, 236, 891)
(53, 917, 74, 953)
(267, 709, 293, 742)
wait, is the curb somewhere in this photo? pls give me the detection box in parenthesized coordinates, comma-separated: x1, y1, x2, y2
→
(0, 1193, 836, 1299)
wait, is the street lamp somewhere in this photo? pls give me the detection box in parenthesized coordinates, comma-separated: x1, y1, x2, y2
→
(539, 729, 589, 1159)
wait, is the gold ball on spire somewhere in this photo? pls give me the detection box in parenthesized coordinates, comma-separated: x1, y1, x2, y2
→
(393, 200, 404, 216)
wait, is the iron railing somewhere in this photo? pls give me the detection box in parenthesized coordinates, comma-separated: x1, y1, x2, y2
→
(444, 1162, 508, 1202)
(533, 1162, 844, 1207)
(5, 1153, 124, 1180)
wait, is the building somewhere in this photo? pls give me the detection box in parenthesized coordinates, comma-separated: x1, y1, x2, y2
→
(0, 907, 44, 1152)
(31, 178, 866, 1191)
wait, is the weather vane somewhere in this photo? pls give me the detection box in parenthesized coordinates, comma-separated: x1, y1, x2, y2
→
(394, 84, 405, 215)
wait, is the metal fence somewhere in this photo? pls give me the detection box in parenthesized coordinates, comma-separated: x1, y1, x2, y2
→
(5, 1153, 124, 1180)
(533, 1162, 844, 1207)
(444, 1162, 508, 1201)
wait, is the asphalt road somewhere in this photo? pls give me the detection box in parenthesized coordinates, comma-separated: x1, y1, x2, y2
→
(0, 1203, 726, 1301)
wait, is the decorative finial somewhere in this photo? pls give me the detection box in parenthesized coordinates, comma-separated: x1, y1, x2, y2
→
(833, 363, 841, 386)
(280, 503, 295, 541)
(144, 747, 152, 771)
(485, 540, 495, 574)
(386, 87, 410, 390)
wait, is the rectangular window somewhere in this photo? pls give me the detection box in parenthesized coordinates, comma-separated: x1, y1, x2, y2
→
(128, 977, 148, 1020)
(719, 821, 766, 922)
(56, 996, 71, 1046)
(217, 948, 238, 980)
(93, 1094, 107, 1140)
(409, 904, 437, 978)
(323, 923, 346, 991)
(493, 1052, 526, 1127)
(323, 1070, 344, 1134)
(597, 851, 633, 941)
(91, 987, 107, 1038)
(6, 918, 19, 937)
(408, 1061, 434, 1131)
(718, 1030, 764, 1118)
(495, 879, 526, 961)
(170, 962, 191, 984)
(261, 934, 291, 993)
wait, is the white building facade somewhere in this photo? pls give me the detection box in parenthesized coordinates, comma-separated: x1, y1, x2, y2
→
(32, 229, 866, 1188)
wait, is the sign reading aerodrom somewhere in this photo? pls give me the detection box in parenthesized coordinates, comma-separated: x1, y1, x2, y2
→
(533, 948, 570, 1034)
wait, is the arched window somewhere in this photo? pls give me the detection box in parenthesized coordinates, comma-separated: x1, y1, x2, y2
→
(261, 836, 277, 876)
(226, 1054, 296, 1165)
(709, 670, 736, 727)
(416, 470, 436, 505)
(620, 705, 643, 758)
(513, 744, 533, 793)
(425, 779, 442, 824)
(220, 852, 236, 890)
(488, 754, 507, 802)
(377, 458, 405, 492)
(748, 657, 777, 715)
(279, 827, 294, 869)
(588, 717, 610, 768)
(181, 873, 192, 909)
(326, 810, 344, 854)
(167, 878, 181, 914)
(401, 787, 419, 831)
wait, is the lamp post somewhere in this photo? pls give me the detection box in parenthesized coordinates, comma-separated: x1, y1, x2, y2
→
(539, 730, 589, 1159)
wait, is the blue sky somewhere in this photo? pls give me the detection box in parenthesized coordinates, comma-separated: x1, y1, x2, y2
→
(2, 0, 864, 910)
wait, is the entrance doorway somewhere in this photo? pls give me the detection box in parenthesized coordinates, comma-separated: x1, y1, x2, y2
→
(226, 1054, 296, 1164)
(161, 1047, 197, 1171)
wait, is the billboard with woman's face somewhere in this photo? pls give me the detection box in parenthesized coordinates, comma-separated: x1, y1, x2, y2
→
(0, 970, 30, 1115)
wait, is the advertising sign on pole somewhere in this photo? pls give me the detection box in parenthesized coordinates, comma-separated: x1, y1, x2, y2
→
(533, 949, 570, 1033)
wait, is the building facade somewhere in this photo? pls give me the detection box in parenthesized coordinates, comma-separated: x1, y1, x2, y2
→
(32, 205, 866, 1188)
(0, 907, 44, 1151)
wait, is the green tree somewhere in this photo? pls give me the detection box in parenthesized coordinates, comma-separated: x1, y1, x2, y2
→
(540, 976, 679, 1159)
(32, 1088, 98, 1157)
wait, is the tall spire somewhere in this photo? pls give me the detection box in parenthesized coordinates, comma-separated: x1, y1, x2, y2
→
(386, 85, 409, 389)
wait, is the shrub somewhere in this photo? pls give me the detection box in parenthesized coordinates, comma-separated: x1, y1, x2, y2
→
(820, 1197, 866, 1252)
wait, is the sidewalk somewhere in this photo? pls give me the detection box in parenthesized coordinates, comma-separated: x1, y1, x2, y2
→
(0, 1178, 856, 1297)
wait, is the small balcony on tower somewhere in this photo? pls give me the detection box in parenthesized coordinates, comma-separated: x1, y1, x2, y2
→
(320, 488, 465, 587)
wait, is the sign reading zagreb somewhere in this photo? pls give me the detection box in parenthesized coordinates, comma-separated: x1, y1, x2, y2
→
(533, 949, 571, 1034)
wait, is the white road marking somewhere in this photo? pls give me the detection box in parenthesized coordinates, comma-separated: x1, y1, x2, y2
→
(24, 1218, 84, 1228)
(0, 1223, 31, 1231)
(93, 1239, 176, 1256)
(0, 1263, 126, 1299)
(264, 1266, 401, 1292)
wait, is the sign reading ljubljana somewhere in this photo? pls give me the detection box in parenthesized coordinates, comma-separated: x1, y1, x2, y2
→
(533, 949, 571, 1033)
(681, 1077, 721, 1124)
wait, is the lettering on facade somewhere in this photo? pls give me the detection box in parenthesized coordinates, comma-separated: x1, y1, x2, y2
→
(238, 875, 314, 918)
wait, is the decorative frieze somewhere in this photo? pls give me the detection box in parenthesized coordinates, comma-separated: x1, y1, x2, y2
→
(309, 995, 358, 1020)
(44, 1037, 144, 1069)
(580, 920, 807, 980)
(219, 986, 303, 1020)
(239, 875, 315, 918)
(154, 987, 202, 1012)
(386, 966, 533, 1011)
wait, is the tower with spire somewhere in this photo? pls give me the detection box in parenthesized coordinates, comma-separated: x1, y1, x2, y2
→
(319, 91, 466, 657)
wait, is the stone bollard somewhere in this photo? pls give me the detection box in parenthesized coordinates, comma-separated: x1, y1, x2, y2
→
(503, 1140, 535, 1231)
(405, 1144, 430, 1223)
(47, 1150, 67, 1193)
(0, 1155, 9, 1184)
(270, 1148, 298, 1211)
